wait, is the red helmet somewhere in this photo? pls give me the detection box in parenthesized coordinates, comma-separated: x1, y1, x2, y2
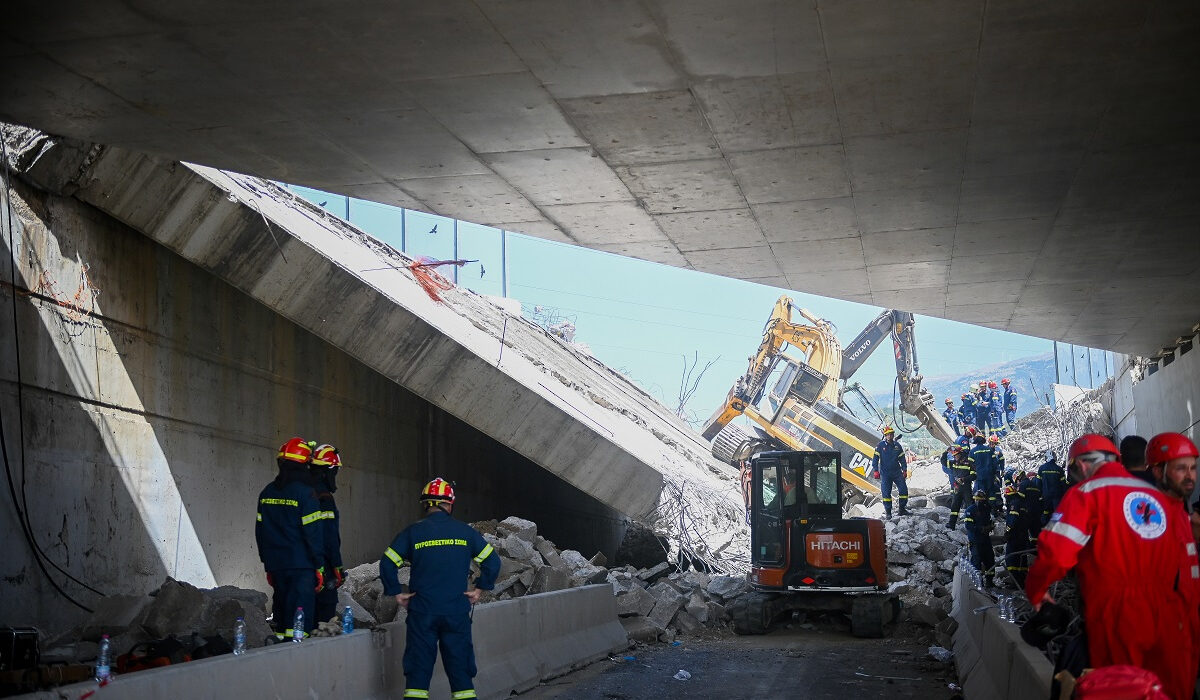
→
(277, 437, 314, 464)
(965, 425, 978, 436)
(945, 397, 954, 404)
(988, 381, 998, 389)
(988, 435, 1000, 445)
(311, 444, 342, 468)
(1001, 378, 1011, 385)
(1067, 434, 1120, 463)
(420, 477, 455, 504)
(1145, 433, 1200, 464)
(882, 425, 895, 435)
(961, 393, 969, 399)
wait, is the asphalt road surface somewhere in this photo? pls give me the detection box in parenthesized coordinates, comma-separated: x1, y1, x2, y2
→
(517, 620, 961, 699)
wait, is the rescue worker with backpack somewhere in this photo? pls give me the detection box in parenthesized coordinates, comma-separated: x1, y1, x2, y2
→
(1025, 434, 1199, 700)
(871, 426, 909, 518)
(380, 478, 500, 700)
(256, 437, 326, 639)
(311, 444, 346, 624)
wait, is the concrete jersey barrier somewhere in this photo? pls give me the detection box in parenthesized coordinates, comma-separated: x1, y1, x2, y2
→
(950, 568, 1053, 700)
(18, 584, 627, 700)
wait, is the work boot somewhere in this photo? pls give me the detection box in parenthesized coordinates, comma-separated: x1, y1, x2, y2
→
(946, 516, 957, 529)
(898, 507, 909, 517)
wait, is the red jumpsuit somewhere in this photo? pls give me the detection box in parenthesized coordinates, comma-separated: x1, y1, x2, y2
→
(1025, 462, 1198, 700)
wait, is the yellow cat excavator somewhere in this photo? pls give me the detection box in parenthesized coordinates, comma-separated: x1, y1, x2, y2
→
(701, 296, 956, 503)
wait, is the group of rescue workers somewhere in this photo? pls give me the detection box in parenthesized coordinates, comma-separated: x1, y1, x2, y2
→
(870, 371, 1200, 698)
(939, 427, 1200, 699)
(252, 410, 1200, 698)
(1015, 431, 1200, 700)
(868, 378, 1020, 520)
(255, 438, 498, 700)
(941, 376, 1020, 439)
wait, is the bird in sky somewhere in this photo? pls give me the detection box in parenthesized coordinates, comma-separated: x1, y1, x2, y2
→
(480, 265, 487, 278)
(429, 225, 438, 235)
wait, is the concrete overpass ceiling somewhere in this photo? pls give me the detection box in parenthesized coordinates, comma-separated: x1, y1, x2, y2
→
(2, 0, 1199, 354)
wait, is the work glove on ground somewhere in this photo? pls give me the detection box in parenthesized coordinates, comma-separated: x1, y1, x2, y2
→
(314, 567, 325, 592)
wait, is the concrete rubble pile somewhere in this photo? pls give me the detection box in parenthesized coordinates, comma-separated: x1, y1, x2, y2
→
(332, 516, 746, 643)
(39, 578, 274, 664)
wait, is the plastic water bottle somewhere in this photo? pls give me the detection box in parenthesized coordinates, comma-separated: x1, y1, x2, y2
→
(292, 607, 305, 643)
(95, 634, 112, 683)
(341, 606, 354, 635)
(233, 617, 247, 655)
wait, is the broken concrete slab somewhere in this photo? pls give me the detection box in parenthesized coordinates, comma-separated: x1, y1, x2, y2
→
(614, 586, 656, 618)
(637, 562, 672, 584)
(502, 534, 542, 566)
(671, 610, 704, 635)
(499, 516, 538, 543)
(529, 566, 572, 595)
(141, 579, 208, 638)
(534, 538, 566, 569)
(620, 616, 662, 644)
(705, 575, 749, 600)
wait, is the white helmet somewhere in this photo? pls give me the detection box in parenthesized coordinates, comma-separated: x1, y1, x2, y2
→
(969, 383, 979, 392)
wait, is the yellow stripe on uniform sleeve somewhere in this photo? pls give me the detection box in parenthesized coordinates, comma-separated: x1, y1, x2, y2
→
(256, 513, 262, 522)
(384, 547, 404, 566)
(473, 543, 494, 563)
(301, 511, 323, 525)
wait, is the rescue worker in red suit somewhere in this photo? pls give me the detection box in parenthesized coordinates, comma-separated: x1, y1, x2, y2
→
(1025, 434, 1198, 700)
(1146, 432, 1200, 694)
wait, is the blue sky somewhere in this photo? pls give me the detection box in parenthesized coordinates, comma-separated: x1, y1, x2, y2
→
(289, 185, 1060, 423)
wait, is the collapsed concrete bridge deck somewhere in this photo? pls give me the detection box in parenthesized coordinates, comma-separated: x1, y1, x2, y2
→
(1, 128, 744, 630)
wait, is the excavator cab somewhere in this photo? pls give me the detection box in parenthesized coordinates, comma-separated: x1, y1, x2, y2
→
(733, 450, 899, 637)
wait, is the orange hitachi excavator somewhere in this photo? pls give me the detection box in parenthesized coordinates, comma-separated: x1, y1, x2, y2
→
(729, 449, 899, 637)
(701, 295, 956, 505)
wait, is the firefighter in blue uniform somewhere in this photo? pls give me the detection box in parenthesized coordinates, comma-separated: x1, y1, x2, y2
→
(1001, 378, 1018, 433)
(942, 398, 961, 436)
(256, 437, 326, 639)
(971, 383, 989, 436)
(959, 392, 976, 431)
(969, 435, 998, 509)
(964, 490, 995, 585)
(871, 426, 909, 518)
(1037, 451, 1066, 526)
(311, 444, 345, 624)
(1003, 470, 1042, 587)
(381, 478, 500, 700)
(986, 381, 1005, 438)
(988, 435, 1005, 504)
(947, 446, 975, 528)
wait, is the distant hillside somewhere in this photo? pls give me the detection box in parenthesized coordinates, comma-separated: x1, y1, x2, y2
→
(866, 352, 1056, 455)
